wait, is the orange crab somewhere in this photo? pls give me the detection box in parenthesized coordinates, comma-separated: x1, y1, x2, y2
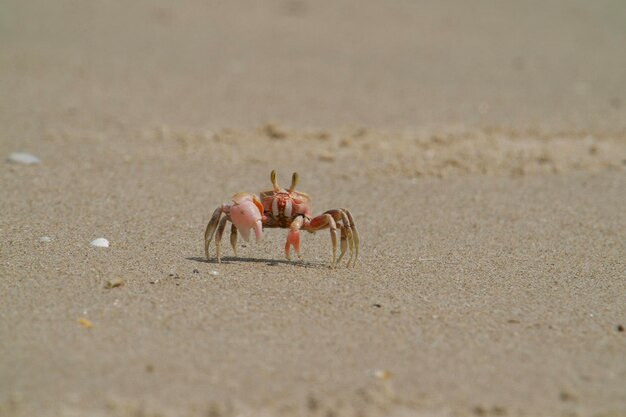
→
(204, 170, 359, 267)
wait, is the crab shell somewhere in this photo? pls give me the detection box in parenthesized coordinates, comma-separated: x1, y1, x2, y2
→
(259, 188, 313, 228)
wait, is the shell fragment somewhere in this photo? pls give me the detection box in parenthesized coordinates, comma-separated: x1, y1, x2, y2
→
(8, 152, 41, 164)
(90, 238, 110, 248)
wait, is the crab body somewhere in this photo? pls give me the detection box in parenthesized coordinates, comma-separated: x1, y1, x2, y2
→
(204, 170, 359, 267)
(261, 192, 311, 229)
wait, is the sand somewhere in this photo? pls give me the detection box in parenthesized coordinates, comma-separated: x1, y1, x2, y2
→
(1, 1, 625, 416)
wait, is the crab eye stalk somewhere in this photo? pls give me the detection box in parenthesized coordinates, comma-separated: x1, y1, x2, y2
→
(288, 172, 298, 192)
(271, 169, 280, 192)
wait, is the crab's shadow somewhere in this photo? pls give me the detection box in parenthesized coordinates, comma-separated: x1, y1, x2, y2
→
(186, 256, 327, 268)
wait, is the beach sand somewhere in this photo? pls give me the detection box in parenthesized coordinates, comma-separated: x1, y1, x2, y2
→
(1, 1, 625, 416)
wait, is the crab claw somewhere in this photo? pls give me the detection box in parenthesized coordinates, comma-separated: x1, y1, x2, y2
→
(229, 192, 263, 242)
(285, 228, 301, 261)
(285, 216, 303, 261)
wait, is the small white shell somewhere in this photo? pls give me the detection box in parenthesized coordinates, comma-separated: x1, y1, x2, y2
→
(209, 270, 219, 276)
(90, 238, 110, 248)
(39, 236, 53, 243)
(8, 152, 41, 164)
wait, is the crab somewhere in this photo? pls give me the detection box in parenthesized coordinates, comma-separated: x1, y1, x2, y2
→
(204, 170, 359, 267)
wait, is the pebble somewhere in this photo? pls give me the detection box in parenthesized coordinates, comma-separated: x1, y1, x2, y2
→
(90, 238, 110, 248)
(371, 369, 393, 380)
(104, 277, 124, 289)
(318, 152, 335, 162)
(78, 317, 93, 328)
(39, 236, 53, 243)
(8, 152, 41, 164)
(209, 270, 219, 276)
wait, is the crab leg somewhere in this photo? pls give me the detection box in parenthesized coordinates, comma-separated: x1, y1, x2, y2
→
(230, 223, 238, 257)
(205, 206, 224, 260)
(337, 224, 352, 266)
(323, 209, 358, 266)
(343, 209, 360, 264)
(304, 214, 338, 267)
(215, 216, 229, 263)
(285, 216, 303, 261)
(338, 210, 354, 266)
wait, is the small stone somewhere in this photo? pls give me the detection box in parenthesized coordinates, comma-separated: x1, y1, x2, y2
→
(262, 122, 287, 139)
(39, 236, 53, 243)
(318, 152, 335, 162)
(8, 152, 41, 164)
(617, 324, 624, 332)
(192, 269, 200, 274)
(209, 270, 219, 276)
(90, 238, 109, 248)
(339, 138, 353, 147)
(104, 277, 124, 289)
(372, 369, 393, 380)
(78, 318, 93, 328)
